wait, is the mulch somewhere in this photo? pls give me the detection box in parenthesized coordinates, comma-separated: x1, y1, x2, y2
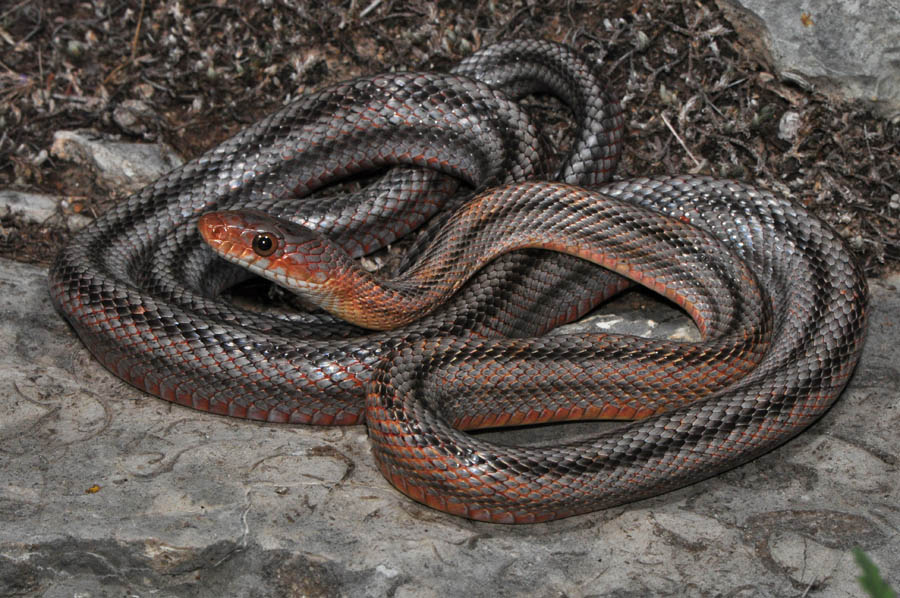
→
(2, 0, 897, 273)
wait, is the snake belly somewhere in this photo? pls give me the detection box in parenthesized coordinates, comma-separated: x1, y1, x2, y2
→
(47, 40, 869, 522)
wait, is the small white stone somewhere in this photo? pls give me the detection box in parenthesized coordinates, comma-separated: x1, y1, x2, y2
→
(778, 111, 802, 142)
(376, 564, 400, 578)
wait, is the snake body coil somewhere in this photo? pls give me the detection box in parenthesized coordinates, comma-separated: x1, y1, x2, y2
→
(48, 40, 868, 522)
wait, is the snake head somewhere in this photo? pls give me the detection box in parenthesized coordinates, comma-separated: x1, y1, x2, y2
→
(198, 208, 357, 298)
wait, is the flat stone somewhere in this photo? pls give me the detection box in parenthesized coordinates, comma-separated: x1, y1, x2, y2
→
(1, 258, 897, 596)
(717, 0, 900, 121)
(0, 190, 91, 230)
(50, 130, 184, 193)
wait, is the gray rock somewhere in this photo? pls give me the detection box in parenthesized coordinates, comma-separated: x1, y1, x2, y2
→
(0, 190, 91, 230)
(557, 289, 700, 342)
(716, 0, 900, 121)
(1, 258, 897, 597)
(113, 99, 162, 138)
(50, 129, 184, 193)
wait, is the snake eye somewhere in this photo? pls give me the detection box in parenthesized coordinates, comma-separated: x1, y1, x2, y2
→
(252, 233, 277, 257)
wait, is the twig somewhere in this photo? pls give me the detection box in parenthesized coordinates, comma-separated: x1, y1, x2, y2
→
(101, 0, 146, 86)
(130, 0, 146, 61)
(863, 124, 875, 162)
(661, 112, 701, 168)
(359, 0, 383, 19)
(0, 0, 30, 21)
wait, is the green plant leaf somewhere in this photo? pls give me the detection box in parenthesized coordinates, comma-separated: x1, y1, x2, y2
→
(853, 547, 897, 598)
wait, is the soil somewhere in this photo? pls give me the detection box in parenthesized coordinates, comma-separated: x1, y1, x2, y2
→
(2, 0, 898, 273)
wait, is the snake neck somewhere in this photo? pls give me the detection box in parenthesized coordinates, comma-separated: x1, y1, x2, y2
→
(321, 272, 458, 331)
(316, 181, 763, 336)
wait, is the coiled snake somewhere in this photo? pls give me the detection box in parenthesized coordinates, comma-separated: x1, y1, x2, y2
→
(49, 40, 868, 523)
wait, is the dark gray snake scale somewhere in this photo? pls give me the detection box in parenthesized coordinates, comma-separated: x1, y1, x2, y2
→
(48, 40, 868, 523)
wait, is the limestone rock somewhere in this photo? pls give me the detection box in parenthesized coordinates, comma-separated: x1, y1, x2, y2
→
(50, 129, 183, 193)
(717, 0, 900, 120)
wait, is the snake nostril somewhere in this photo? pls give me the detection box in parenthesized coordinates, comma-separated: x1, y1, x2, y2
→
(197, 215, 225, 244)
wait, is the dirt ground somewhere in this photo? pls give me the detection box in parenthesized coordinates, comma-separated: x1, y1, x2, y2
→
(1, 0, 898, 273)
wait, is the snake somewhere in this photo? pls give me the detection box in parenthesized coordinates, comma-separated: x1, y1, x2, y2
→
(48, 40, 869, 523)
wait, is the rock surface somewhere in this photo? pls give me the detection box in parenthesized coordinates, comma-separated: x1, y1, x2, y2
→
(50, 130, 184, 193)
(716, 0, 900, 120)
(0, 190, 91, 230)
(1, 258, 897, 597)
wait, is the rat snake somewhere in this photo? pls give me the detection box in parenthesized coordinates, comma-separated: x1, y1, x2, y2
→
(49, 40, 868, 522)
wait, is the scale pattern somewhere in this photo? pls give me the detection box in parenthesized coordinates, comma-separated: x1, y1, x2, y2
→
(367, 176, 868, 522)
